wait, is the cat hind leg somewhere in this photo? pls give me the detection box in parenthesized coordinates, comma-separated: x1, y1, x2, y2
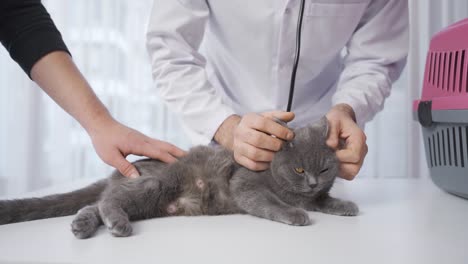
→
(71, 205, 102, 239)
(98, 201, 133, 237)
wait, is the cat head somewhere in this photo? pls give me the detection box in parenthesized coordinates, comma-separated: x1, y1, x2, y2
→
(270, 116, 339, 194)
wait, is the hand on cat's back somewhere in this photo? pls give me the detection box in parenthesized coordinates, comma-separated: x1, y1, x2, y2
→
(326, 104, 368, 180)
(89, 118, 187, 178)
(214, 111, 295, 171)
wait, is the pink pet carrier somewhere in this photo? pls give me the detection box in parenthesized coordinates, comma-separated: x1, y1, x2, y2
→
(414, 18, 468, 198)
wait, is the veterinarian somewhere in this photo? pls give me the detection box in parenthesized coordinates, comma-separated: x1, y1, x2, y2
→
(146, 0, 409, 179)
(0, 0, 186, 178)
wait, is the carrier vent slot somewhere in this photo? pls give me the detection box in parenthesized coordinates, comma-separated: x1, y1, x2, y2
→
(460, 50, 465, 93)
(459, 126, 465, 167)
(453, 127, 458, 166)
(442, 52, 447, 90)
(435, 52, 439, 86)
(428, 137, 433, 167)
(428, 52, 433, 83)
(432, 134, 437, 166)
(433, 52, 437, 87)
(466, 126, 468, 164)
(447, 128, 452, 166)
(466, 50, 468, 93)
(433, 52, 436, 84)
(448, 52, 453, 90)
(428, 52, 434, 83)
(453, 51, 459, 92)
(442, 129, 447, 166)
(437, 52, 442, 88)
(437, 132, 441, 165)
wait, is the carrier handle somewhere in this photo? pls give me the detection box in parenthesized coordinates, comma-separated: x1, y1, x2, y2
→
(418, 100, 433, 127)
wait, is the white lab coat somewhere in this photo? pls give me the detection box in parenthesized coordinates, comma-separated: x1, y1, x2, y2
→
(146, 0, 409, 145)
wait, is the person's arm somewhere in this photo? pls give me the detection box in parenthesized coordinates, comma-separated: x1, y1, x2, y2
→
(146, 0, 236, 145)
(0, 0, 69, 76)
(327, 0, 409, 179)
(32, 51, 186, 177)
(0, 0, 185, 177)
(332, 0, 409, 127)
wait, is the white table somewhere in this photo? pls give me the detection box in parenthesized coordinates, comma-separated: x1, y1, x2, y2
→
(0, 178, 467, 264)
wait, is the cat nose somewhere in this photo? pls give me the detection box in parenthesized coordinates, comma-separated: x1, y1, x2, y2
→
(308, 176, 317, 186)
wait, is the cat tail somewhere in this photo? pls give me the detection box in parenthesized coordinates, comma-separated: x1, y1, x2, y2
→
(0, 179, 108, 225)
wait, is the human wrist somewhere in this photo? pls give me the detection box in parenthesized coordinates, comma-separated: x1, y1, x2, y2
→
(82, 107, 116, 136)
(213, 114, 241, 150)
(330, 103, 356, 123)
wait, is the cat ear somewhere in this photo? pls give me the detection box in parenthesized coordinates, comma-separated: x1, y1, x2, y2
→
(310, 116, 329, 138)
(281, 140, 295, 150)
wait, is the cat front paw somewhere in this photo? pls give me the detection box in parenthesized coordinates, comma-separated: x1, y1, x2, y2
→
(321, 200, 359, 217)
(108, 219, 133, 237)
(340, 201, 359, 216)
(281, 208, 312, 226)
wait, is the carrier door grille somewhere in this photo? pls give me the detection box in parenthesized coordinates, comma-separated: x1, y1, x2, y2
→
(428, 126, 468, 168)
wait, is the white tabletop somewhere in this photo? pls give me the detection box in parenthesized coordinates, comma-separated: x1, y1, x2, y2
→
(0, 178, 467, 264)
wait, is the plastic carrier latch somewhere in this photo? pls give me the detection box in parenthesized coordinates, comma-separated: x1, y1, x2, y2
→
(418, 100, 433, 127)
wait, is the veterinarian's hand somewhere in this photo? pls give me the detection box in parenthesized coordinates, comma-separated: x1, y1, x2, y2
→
(326, 104, 368, 180)
(88, 116, 186, 178)
(214, 111, 295, 171)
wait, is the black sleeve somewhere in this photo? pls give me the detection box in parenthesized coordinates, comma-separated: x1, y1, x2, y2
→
(0, 0, 71, 78)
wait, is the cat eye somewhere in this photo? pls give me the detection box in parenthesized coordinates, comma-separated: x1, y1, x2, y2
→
(320, 168, 329, 174)
(294, 167, 305, 174)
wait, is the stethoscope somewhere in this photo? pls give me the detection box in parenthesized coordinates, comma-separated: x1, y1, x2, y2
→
(286, 0, 306, 112)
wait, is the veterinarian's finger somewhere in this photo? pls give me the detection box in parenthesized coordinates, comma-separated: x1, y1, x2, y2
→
(112, 155, 140, 178)
(244, 114, 294, 141)
(234, 152, 269, 171)
(325, 118, 340, 149)
(238, 128, 284, 152)
(261, 111, 295, 123)
(237, 141, 275, 162)
(335, 147, 361, 164)
(339, 161, 364, 180)
(335, 133, 367, 164)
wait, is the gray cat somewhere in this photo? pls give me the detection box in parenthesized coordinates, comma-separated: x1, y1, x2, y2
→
(0, 117, 358, 238)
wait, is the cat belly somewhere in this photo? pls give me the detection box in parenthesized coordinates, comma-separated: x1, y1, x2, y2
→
(166, 196, 204, 216)
(164, 177, 241, 216)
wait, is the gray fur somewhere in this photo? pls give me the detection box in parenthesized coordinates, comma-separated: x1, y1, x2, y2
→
(0, 117, 358, 238)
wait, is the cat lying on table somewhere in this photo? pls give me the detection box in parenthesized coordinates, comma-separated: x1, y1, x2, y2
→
(0, 117, 358, 238)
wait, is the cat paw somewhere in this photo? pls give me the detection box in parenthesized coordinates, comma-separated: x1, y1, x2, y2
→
(108, 220, 133, 237)
(71, 215, 99, 239)
(282, 208, 311, 226)
(0, 202, 12, 225)
(323, 200, 359, 216)
(339, 201, 359, 216)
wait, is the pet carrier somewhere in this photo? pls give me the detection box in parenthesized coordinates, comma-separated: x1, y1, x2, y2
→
(414, 18, 468, 199)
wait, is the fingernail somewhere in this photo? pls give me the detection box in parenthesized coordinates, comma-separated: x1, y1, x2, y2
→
(287, 132, 294, 140)
(130, 173, 139, 179)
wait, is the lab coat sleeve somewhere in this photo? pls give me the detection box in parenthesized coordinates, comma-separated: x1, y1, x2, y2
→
(331, 0, 409, 127)
(146, 0, 236, 145)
